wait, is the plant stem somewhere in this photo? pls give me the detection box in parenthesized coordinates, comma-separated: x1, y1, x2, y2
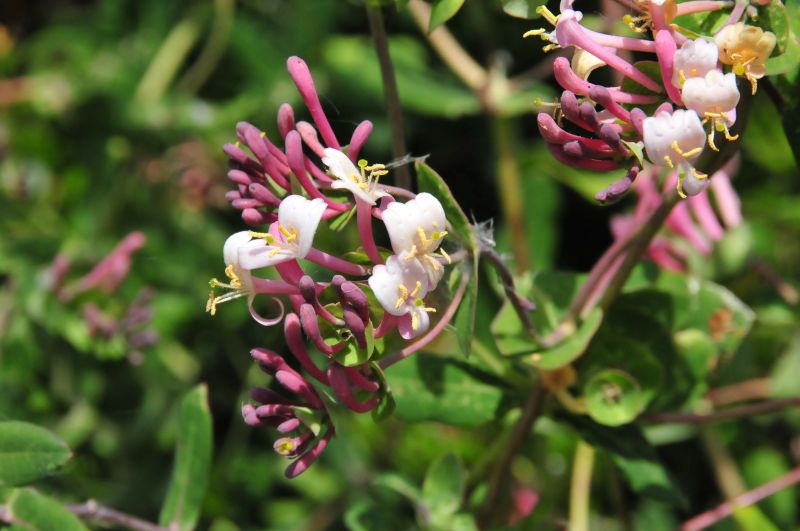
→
(705, 378, 771, 406)
(682, 467, 800, 531)
(178, 0, 235, 93)
(492, 118, 531, 272)
(480, 243, 539, 338)
(641, 397, 800, 424)
(0, 500, 165, 531)
(478, 383, 548, 526)
(568, 441, 595, 531)
(365, 3, 412, 190)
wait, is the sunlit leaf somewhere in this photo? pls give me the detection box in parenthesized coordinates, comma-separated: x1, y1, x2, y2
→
(6, 488, 88, 531)
(501, 0, 547, 19)
(429, 0, 465, 32)
(159, 384, 213, 531)
(0, 421, 72, 487)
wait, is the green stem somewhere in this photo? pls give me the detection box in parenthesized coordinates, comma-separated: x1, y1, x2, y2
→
(478, 383, 547, 527)
(492, 117, 531, 272)
(178, 0, 235, 94)
(135, 10, 206, 104)
(568, 441, 595, 531)
(365, 3, 412, 190)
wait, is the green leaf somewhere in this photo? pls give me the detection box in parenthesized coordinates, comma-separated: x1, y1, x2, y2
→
(583, 369, 645, 426)
(6, 488, 88, 531)
(562, 415, 686, 507)
(292, 406, 323, 437)
(453, 255, 479, 357)
(370, 362, 397, 422)
(322, 36, 481, 118)
(421, 453, 465, 526)
(415, 160, 477, 251)
(388, 354, 505, 427)
(0, 421, 72, 487)
(333, 321, 376, 366)
(159, 384, 213, 531)
(619, 61, 664, 114)
(428, 0, 465, 32)
(501, 0, 547, 19)
(329, 205, 357, 232)
(530, 308, 603, 370)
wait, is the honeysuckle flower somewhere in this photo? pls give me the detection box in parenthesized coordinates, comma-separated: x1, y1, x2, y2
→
(368, 256, 435, 339)
(382, 192, 451, 290)
(715, 22, 776, 94)
(322, 147, 389, 205)
(239, 195, 326, 270)
(681, 70, 740, 150)
(672, 38, 719, 87)
(643, 109, 708, 195)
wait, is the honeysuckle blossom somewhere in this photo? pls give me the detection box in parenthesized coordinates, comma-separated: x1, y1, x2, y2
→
(672, 38, 719, 88)
(322, 148, 389, 205)
(715, 22, 776, 94)
(681, 70, 740, 150)
(368, 256, 435, 339)
(382, 192, 451, 290)
(643, 110, 708, 196)
(239, 195, 327, 270)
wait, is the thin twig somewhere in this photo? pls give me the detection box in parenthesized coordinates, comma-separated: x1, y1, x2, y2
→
(478, 384, 548, 527)
(705, 378, 771, 407)
(480, 244, 541, 340)
(66, 501, 166, 531)
(682, 467, 800, 531)
(641, 397, 800, 425)
(365, 3, 412, 190)
(0, 500, 165, 531)
(748, 256, 799, 305)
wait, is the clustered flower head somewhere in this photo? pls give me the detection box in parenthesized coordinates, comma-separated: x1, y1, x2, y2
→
(532, 0, 776, 199)
(208, 57, 458, 477)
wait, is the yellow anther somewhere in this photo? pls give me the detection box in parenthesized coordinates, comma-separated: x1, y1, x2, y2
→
(260, 131, 266, 139)
(206, 291, 217, 315)
(691, 167, 707, 180)
(425, 254, 442, 272)
(398, 283, 408, 299)
(523, 28, 546, 38)
(234, 140, 241, 149)
(410, 281, 422, 298)
(249, 231, 276, 244)
(663, 155, 674, 169)
(676, 179, 687, 199)
(278, 224, 297, 242)
(411, 311, 419, 330)
(417, 227, 429, 245)
(708, 130, 719, 152)
(678, 69, 686, 87)
(439, 248, 452, 264)
(275, 439, 294, 455)
(405, 245, 417, 260)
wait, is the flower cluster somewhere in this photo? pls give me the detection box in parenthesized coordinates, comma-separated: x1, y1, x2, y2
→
(533, 0, 776, 198)
(209, 57, 456, 476)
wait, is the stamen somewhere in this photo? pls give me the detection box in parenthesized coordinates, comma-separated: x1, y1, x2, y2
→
(411, 311, 419, 330)
(663, 155, 675, 169)
(536, 5, 559, 26)
(250, 231, 276, 244)
(410, 281, 422, 298)
(439, 248, 452, 264)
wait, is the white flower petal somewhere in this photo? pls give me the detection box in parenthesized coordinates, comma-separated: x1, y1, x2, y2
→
(277, 195, 327, 258)
(383, 192, 447, 256)
(643, 109, 706, 166)
(368, 256, 428, 316)
(398, 306, 430, 339)
(672, 38, 719, 87)
(323, 147, 387, 205)
(237, 238, 295, 270)
(223, 231, 255, 267)
(682, 70, 740, 118)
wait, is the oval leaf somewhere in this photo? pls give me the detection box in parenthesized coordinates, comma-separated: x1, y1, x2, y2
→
(159, 384, 213, 531)
(415, 160, 477, 251)
(429, 0, 465, 32)
(421, 453, 465, 525)
(501, 0, 547, 19)
(7, 488, 88, 531)
(0, 421, 72, 487)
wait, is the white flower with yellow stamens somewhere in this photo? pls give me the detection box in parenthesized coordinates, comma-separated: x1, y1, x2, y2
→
(672, 38, 719, 88)
(368, 256, 435, 339)
(715, 22, 776, 95)
(681, 70, 740, 151)
(322, 148, 389, 205)
(382, 192, 451, 291)
(206, 231, 261, 315)
(643, 109, 708, 197)
(239, 194, 327, 269)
